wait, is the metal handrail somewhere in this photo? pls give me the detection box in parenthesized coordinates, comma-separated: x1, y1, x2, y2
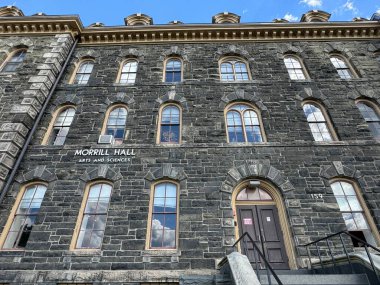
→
(303, 230, 380, 284)
(233, 232, 283, 285)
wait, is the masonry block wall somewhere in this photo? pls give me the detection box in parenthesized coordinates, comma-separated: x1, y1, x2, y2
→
(0, 38, 379, 284)
(0, 34, 74, 190)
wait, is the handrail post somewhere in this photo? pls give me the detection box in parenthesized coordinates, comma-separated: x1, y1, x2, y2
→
(326, 239, 338, 274)
(232, 232, 283, 285)
(306, 246, 313, 272)
(364, 244, 380, 284)
(339, 233, 354, 274)
(315, 243, 325, 273)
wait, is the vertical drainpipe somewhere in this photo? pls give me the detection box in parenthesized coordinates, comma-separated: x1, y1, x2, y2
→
(0, 36, 79, 203)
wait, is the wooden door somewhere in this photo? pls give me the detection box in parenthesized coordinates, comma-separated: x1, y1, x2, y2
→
(237, 205, 289, 269)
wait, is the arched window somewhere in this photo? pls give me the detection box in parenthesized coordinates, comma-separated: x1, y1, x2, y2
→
(103, 105, 128, 144)
(44, 106, 76, 146)
(284, 55, 307, 80)
(1, 49, 27, 73)
(158, 104, 181, 144)
(148, 182, 178, 249)
(72, 60, 94, 84)
(330, 55, 355, 79)
(302, 102, 336, 142)
(71, 182, 112, 249)
(0, 183, 47, 249)
(331, 180, 378, 246)
(118, 60, 138, 84)
(226, 103, 264, 143)
(356, 100, 380, 139)
(164, 58, 182, 82)
(220, 58, 250, 82)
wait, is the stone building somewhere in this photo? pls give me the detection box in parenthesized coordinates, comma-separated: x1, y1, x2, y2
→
(0, 5, 379, 285)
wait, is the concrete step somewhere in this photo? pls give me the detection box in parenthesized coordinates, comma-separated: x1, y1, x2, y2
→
(259, 273, 370, 285)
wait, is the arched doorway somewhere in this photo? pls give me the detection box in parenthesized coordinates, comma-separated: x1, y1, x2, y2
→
(232, 180, 297, 270)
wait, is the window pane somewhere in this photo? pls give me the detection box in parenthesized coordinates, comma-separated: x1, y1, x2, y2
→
(336, 197, 350, 211)
(331, 182, 344, 196)
(342, 213, 356, 230)
(347, 196, 362, 211)
(353, 213, 369, 230)
(341, 182, 355, 195)
(153, 198, 165, 212)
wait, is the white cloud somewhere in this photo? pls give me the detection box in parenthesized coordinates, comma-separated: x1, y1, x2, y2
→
(376, 8, 380, 14)
(284, 13, 299, 22)
(342, 0, 358, 14)
(151, 219, 175, 247)
(242, 9, 248, 15)
(299, 0, 322, 7)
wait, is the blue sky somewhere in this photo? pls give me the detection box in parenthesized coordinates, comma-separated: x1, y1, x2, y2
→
(4, 0, 380, 26)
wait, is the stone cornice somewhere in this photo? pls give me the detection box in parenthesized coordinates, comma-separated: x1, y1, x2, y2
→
(0, 16, 83, 37)
(0, 16, 379, 44)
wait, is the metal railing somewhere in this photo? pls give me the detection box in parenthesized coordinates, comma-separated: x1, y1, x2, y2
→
(233, 232, 283, 285)
(304, 230, 380, 284)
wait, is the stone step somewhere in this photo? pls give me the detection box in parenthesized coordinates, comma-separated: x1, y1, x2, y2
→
(259, 273, 370, 285)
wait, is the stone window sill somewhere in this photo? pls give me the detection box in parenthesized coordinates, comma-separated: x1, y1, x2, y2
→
(64, 249, 101, 256)
(142, 249, 181, 257)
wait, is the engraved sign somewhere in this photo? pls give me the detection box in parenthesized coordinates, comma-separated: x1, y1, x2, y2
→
(73, 148, 136, 164)
(243, 218, 253, 225)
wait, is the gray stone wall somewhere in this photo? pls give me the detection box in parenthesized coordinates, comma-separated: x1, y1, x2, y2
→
(0, 39, 379, 283)
(0, 34, 74, 190)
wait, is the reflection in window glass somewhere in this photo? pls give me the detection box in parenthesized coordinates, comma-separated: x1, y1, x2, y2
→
(331, 181, 368, 231)
(303, 103, 333, 142)
(49, 107, 75, 145)
(226, 104, 263, 143)
(356, 102, 380, 139)
(165, 59, 182, 82)
(150, 183, 177, 249)
(284, 56, 306, 80)
(220, 59, 249, 82)
(1, 49, 27, 73)
(73, 61, 94, 84)
(330, 56, 353, 79)
(160, 105, 180, 144)
(3, 184, 47, 249)
(119, 60, 138, 84)
(105, 107, 128, 144)
(76, 183, 112, 249)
